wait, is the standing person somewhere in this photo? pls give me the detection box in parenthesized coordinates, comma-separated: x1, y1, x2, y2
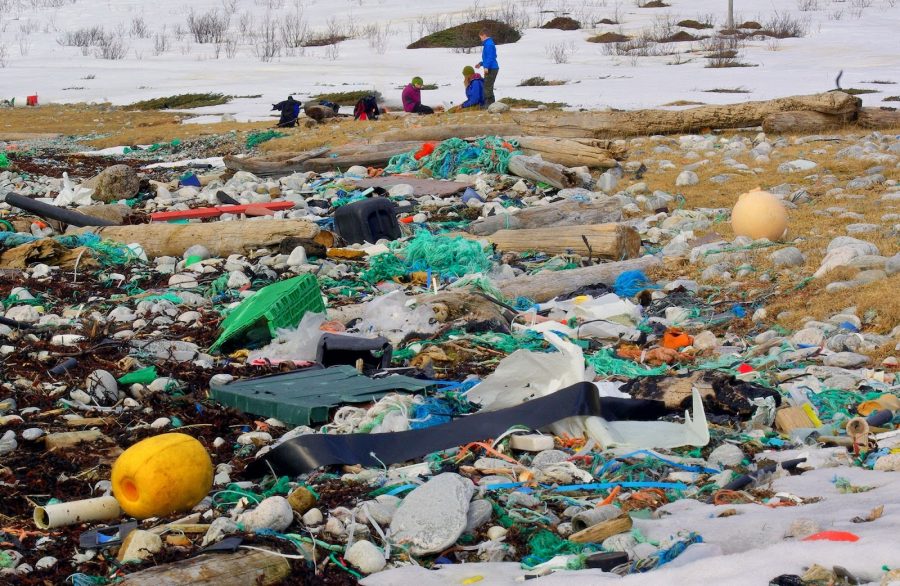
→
(476, 29, 499, 107)
(402, 77, 434, 115)
(450, 66, 484, 112)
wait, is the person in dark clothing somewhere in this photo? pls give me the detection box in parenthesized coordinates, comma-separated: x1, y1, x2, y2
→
(272, 95, 300, 128)
(402, 76, 434, 115)
(476, 30, 499, 106)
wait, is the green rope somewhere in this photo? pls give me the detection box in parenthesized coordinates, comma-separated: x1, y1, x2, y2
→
(586, 348, 668, 377)
(361, 230, 493, 283)
(386, 136, 521, 178)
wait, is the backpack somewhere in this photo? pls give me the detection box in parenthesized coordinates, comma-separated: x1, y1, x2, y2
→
(318, 100, 340, 113)
(353, 95, 380, 121)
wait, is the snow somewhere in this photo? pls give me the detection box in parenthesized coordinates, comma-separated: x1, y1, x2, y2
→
(363, 466, 900, 585)
(2, 0, 899, 123)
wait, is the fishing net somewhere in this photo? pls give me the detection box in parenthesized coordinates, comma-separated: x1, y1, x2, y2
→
(386, 136, 521, 178)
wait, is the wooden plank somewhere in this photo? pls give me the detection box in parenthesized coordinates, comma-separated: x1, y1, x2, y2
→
(150, 202, 295, 222)
(117, 550, 290, 586)
(468, 199, 625, 236)
(71, 219, 320, 259)
(486, 223, 641, 260)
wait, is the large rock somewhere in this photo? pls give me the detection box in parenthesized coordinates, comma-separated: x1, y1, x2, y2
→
(770, 246, 806, 267)
(823, 352, 868, 368)
(389, 473, 473, 555)
(84, 165, 140, 203)
(487, 101, 510, 114)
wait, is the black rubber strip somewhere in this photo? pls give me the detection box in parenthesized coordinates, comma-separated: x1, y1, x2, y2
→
(5, 192, 118, 227)
(245, 382, 668, 477)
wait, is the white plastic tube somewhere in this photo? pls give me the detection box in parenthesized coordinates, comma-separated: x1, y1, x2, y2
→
(34, 496, 121, 529)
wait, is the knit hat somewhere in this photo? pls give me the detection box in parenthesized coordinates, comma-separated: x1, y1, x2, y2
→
(412, 76, 423, 86)
(462, 65, 475, 77)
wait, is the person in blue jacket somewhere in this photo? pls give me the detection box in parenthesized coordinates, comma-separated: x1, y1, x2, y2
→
(476, 29, 499, 106)
(450, 65, 485, 111)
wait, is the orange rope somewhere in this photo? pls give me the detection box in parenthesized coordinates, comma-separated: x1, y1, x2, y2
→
(455, 441, 522, 466)
(598, 485, 622, 506)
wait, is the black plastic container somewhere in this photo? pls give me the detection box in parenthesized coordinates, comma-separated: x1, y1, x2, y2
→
(333, 197, 400, 245)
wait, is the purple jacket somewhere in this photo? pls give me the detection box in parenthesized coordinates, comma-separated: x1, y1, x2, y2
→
(402, 84, 421, 112)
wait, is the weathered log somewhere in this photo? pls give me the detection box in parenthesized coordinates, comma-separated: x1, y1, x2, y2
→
(507, 154, 590, 190)
(762, 110, 853, 134)
(513, 136, 620, 169)
(514, 91, 862, 138)
(374, 124, 523, 143)
(117, 550, 290, 586)
(468, 198, 624, 236)
(486, 223, 641, 260)
(71, 218, 320, 259)
(497, 256, 659, 302)
(856, 107, 900, 130)
(298, 142, 424, 172)
(224, 148, 329, 175)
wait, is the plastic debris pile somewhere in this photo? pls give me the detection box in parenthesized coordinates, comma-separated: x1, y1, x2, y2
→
(0, 122, 898, 586)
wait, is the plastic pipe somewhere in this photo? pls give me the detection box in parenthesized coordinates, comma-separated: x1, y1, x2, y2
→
(34, 495, 121, 529)
(571, 505, 621, 532)
(846, 417, 870, 439)
(4, 192, 118, 227)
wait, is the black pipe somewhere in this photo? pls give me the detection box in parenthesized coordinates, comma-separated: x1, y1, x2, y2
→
(4, 192, 118, 227)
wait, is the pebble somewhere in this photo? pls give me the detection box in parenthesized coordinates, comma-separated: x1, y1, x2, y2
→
(302, 507, 324, 525)
(770, 246, 806, 267)
(238, 496, 293, 532)
(823, 352, 868, 368)
(117, 530, 163, 562)
(85, 370, 119, 405)
(464, 499, 493, 533)
(675, 170, 699, 186)
(389, 473, 474, 555)
(345, 540, 386, 574)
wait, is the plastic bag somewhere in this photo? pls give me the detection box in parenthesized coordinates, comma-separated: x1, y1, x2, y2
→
(354, 290, 438, 345)
(53, 172, 94, 207)
(248, 312, 326, 363)
(468, 332, 709, 450)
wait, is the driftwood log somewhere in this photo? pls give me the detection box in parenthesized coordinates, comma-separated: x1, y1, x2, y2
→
(299, 142, 421, 172)
(762, 110, 855, 134)
(514, 92, 862, 138)
(513, 136, 622, 169)
(857, 107, 900, 129)
(117, 550, 290, 585)
(374, 123, 522, 144)
(70, 218, 321, 259)
(507, 154, 590, 190)
(485, 223, 641, 260)
(224, 148, 329, 176)
(468, 199, 624, 236)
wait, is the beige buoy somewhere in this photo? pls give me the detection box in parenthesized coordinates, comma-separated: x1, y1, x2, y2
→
(731, 187, 788, 241)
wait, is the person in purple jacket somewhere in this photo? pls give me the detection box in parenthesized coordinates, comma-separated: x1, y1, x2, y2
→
(401, 77, 434, 115)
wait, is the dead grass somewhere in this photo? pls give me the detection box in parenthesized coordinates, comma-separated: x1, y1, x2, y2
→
(662, 100, 706, 107)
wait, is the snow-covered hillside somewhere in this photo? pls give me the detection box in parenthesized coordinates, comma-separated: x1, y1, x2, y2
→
(1, 0, 899, 121)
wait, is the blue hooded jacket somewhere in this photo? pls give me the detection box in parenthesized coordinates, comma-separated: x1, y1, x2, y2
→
(481, 37, 499, 70)
(461, 74, 485, 108)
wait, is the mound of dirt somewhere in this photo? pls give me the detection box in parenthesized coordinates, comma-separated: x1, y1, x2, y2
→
(661, 31, 700, 43)
(596, 18, 618, 25)
(738, 21, 762, 30)
(588, 32, 631, 43)
(541, 16, 581, 30)
(640, 0, 670, 7)
(677, 19, 713, 30)
(407, 19, 521, 49)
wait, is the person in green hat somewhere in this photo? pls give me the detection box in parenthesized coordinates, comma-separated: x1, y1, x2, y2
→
(449, 65, 485, 112)
(402, 76, 434, 115)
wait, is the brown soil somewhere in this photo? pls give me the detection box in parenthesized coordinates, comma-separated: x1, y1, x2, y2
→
(588, 32, 631, 43)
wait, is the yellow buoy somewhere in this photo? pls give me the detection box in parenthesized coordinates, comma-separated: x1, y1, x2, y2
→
(731, 187, 788, 241)
(111, 433, 213, 519)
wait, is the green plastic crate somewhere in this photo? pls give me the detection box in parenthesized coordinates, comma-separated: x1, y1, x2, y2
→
(210, 274, 325, 353)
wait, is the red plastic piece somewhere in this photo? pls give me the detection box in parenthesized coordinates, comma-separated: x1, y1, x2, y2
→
(414, 142, 436, 160)
(802, 531, 859, 542)
(737, 363, 754, 374)
(150, 201, 295, 222)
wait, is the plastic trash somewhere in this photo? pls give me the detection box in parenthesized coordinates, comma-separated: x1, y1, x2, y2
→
(52, 172, 94, 207)
(111, 433, 213, 519)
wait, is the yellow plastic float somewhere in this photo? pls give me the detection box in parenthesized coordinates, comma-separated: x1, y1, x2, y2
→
(111, 433, 213, 519)
(731, 187, 788, 241)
